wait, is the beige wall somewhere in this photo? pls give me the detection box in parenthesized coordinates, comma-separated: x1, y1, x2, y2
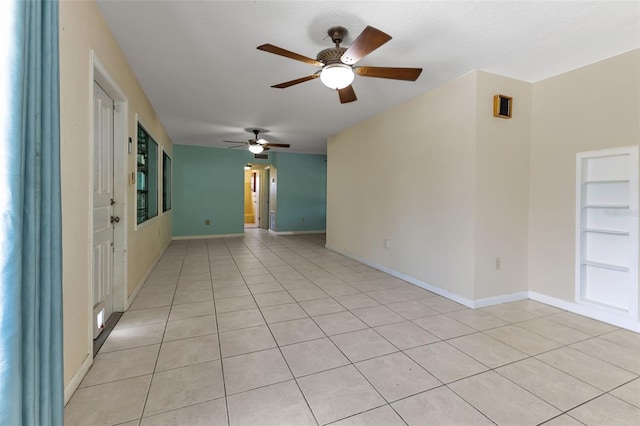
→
(60, 0, 173, 388)
(474, 71, 531, 299)
(328, 49, 638, 315)
(528, 49, 640, 303)
(328, 72, 478, 300)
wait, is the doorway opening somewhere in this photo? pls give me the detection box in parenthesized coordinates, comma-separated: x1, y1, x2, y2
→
(243, 164, 270, 230)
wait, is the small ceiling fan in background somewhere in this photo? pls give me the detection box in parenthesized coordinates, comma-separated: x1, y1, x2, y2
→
(223, 129, 291, 154)
(257, 25, 423, 104)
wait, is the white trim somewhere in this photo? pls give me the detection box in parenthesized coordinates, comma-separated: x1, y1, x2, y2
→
(172, 233, 245, 240)
(126, 241, 171, 309)
(64, 353, 92, 405)
(473, 291, 530, 308)
(575, 145, 639, 320)
(269, 229, 326, 235)
(160, 148, 172, 215)
(134, 116, 161, 231)
(325, 244, 475, 308)
(529, 291, 640, 332)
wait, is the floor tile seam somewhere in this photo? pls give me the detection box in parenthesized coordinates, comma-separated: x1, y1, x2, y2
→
(234, 238, 328, 426)
(296, 368, 389, 426)
(154, 350, 223, 373)
(561, 340, 640, 377)
(160, 326, 218, 341)
(168, 310, 217, 322)
(350, 357, 444, 404)
(560, 392, 632, 420)
(136, 247, 189, 422)
(514, 323, 596, 346)
(322, 323, 409, 363)
(439, 314, 510, 333)
(475, 328, 564, 357)
(542, 313, 619, 337)
(97, 339, 166, 356)
(408, 321, 476, 341)
(569, 333, 640, 356)
(169, 295, 216, 305)
(78, 370, 157, 391)
(140, 392, 227, 421)
(491, 361, 607, 413)
(316, 400, 391, 426)
(207, 240, 233, 426)
(606, 384, 640, 410)
(163, 328, 219, 343)
(532, 351, 629, 393)
(606, 375, 640, 395)
(437, 381, 511, 426)
(399, 340, 487, 373)
(112, 317, 169, 330)
(597, 333, 640, 353)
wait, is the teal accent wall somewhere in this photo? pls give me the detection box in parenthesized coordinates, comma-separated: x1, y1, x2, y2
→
(274, 153, 327, 232)
(172, 145, 326, 237)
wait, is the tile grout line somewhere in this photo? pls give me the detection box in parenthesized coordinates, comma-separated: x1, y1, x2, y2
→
(137, 241, 187, 424)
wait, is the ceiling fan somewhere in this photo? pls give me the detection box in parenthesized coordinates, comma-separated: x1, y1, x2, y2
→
(223, 129, 290, 154)
(257, 25, 422, 104)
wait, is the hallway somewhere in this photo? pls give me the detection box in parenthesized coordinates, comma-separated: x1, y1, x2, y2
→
(64, 231, 640, 426)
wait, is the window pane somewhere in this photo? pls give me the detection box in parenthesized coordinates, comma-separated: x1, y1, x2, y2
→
(163, 152, 171, 212)
(137, 123, 158, 224)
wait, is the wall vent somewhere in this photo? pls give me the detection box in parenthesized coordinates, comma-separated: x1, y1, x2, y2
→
(254, 154, 269, 159)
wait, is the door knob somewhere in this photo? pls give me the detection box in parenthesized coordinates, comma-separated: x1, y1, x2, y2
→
(110, 216, 120, 224)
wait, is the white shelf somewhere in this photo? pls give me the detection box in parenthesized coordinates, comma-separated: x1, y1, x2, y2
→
(582, 204, 629, 209)
(581, 228, 629, 236)
(576, 146, 638, 319)
(581, 260, 629, 272)
(583, 179, 629, 184)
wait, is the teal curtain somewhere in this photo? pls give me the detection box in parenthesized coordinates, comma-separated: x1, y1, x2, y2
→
(0, 0, 64, 425)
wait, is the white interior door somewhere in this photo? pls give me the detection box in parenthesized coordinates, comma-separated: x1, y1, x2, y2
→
(92, 82, 115, 338)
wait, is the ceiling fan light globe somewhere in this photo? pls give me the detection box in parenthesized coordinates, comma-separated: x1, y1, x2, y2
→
(320, 64, 354, 90)
(257, 138, 268, 145)
(248, 144, 264, 154)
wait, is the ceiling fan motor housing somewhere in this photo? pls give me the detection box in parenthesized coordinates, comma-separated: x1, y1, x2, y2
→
(317, 47, 348, 65)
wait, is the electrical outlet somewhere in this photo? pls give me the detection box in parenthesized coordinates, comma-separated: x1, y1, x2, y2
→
(495, 257, 502, 271)
(205, 219, 210, 225)
(383, 239, 391, 249)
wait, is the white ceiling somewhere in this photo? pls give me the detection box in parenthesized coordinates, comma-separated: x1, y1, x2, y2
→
(96, 1, 639, 155)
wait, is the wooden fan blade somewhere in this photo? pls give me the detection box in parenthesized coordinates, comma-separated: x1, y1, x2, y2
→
(223, 140, 247, 144)
(338, 85, 357, 104)
(355, 66, 422, 81)
(341, 26, 392, 65)
(272, 74, 319, 89)
(264, 143, 290, 148)
(257, 44, 324, 67)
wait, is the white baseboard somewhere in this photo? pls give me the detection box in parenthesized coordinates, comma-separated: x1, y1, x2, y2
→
(324, 245, 640, 332)
(325, 245, 477, 308)
(473, 291, 529, 308)
(529, 291, 640, 332)
(171, 233, 245, 240)
(127, 241, 171, 308)
(269, 229, 326, 235)
(64, 353, 92, 405)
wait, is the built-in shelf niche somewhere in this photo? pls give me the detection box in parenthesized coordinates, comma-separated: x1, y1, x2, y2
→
(576, 146, 638, 319)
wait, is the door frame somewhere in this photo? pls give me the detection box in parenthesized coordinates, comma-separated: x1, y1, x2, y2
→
(90, 51, 128, 349)
(260, 167, 270, 229)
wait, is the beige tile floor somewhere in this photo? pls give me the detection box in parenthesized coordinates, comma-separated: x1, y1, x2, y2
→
(65, 231, 640, 426)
